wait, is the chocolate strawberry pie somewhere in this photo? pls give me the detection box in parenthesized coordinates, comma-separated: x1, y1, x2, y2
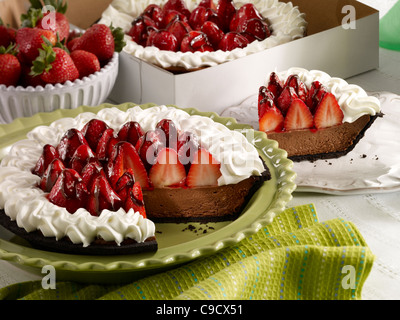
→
(99, 0, 307, 71)
(257, 68, 383, 162)
(0, 105, 268, 254)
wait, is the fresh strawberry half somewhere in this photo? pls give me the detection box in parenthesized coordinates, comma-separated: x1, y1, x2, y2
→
(146, 29, 179, 52)
(124, 181, 146, 218)
(118, 121, 145, 146)
(82, 119, 110, 151)
(313, 93, 344, 129)
(218, 32, 249, 51)
(177, 131, 200, 170)
(258, 90, 284, 133)
(47, 168, 88, 214)
(69, 144, 96, 174)
(180, 30, 213, 52)
(148, 147, 186, 188)
(115, 169, 136, 202)
(276, 86, 299, 116)
(163, 0, 191, 21)
(56, 128, 89, 166)
(86, 174, 123, 216)
(186, 148, 222, 188)
(137, 129, 166, 170)
(32, 144, 60, 177)
(284, 75, 308, 101)
(216, 0, 237, 32)
(306, 81, 329, 113)
(283, 98, 314, 131)
(80, 161, 106, 187)
(39, 158, 65, 192)
(201, 21, 224, 49)
(107, 141, 151, 190)
(267, 72, 283, 100)
(96, 128, 119, 162)
(156, 119, 178, 150)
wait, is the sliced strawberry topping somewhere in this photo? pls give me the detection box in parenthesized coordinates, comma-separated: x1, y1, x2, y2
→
(284, 74, 308, 102)
(283, 99, 314, 131)
(177, 131, 200, 170)
(107, 141, 151, 190)
(81, 119, 109, 151)
(149, 147, 187, 188)
(313, 93, 344, 129)
(32, 144, 60, 177)
(56, 129, 89, 166)
(70, 144, 96, 174)
(86, 174, 122, 216)
(267, 72, 283, 101)
(124, 181, 146, 218)
(39, 158, 65, 192)
(115, 169, 135, 202)
(118, 121, 144, 146)
(186, 148, 222, 188)
(48, 168, 88, 214)
(276, 86, 298, 116)
(96, 128, 119, 162)
(156, 119, 178, 150)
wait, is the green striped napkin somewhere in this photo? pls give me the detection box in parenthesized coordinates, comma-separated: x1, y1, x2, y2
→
(0, 204, 374, 300)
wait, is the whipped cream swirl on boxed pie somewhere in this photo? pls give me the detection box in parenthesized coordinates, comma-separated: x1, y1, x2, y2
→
(99, 0, 307, 69)
(0, 106, 265, 246)
(275, 67, 381, 123)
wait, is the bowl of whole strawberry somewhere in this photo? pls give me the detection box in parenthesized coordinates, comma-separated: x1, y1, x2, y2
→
(0, 0, 125, 124)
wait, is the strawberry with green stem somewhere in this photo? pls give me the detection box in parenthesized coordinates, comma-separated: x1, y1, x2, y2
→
(30, 37, 79, 85)
(0, 44, 22, 86)
(70, 24, 126, 62)
(21, 0, 70, 41)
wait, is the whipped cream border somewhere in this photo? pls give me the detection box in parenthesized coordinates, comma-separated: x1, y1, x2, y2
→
(274, 67, 382, 123)
(0, 106, 265, 247)
(99, 0, 307, 69)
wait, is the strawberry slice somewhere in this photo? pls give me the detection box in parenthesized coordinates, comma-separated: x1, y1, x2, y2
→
(177, 131, 200, 170)
(156, 119, 178, 150)
(149, 148, 186, 188)
(81, 119, 109, 151)
(276, 86, 298, 116)
(107, 141, 151, 190)
(186, 148, 222, 188)
(48, 168, 88, 214)
(284, 75, 308, 102)
(258, 86, 275, 118)
(306, 81, 329, 114)
(32, 144, 60, 177)
(115, 169, 135, 202)
(259, 106, 284, 133)
(86, 174, 123, 216)
(283, 99, 314, 131)
(70, 144, 96, 174)
(39, 158, 65, 192)
(56, 128, 89, 166)
(96, 128, 120, 162)
(313, 93, 344, 129)
(118, 121, 144, 146)
(124, 181, 146, 218)
(80, 161, 106, 187)
(267, 72, 283, 102)
(137, 129, 166, 170)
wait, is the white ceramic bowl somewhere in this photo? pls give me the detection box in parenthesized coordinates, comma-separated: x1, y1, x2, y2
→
(0, 52, 119, 124)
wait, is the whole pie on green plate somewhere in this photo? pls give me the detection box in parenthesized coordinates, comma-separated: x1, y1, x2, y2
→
(0, 103, 295, 281)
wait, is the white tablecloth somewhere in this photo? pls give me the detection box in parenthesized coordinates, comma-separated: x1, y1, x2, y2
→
(1, 0, 399, 300)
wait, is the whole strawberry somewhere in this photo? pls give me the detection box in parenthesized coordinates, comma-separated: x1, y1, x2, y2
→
(71, 24, 126, 62)
(21, 0, 70, 41)
(0, 45, 21, 86)
(70, 50, 101, 79)
(16, 27, 57, 63)
(31, 42, 79, 85)
(0, 18, 16, 48)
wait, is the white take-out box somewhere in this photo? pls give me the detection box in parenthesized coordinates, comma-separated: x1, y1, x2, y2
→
(105, 0, 379, 115)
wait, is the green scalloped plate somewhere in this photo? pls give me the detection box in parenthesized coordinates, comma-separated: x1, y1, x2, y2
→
(0, 103, 296, 284)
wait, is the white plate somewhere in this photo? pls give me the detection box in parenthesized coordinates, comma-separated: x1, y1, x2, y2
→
(221, 91, 400, 195)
